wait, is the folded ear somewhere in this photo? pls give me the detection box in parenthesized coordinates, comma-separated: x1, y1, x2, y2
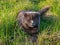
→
(24, 13, 28, 17)
(38, 6, 50, 16)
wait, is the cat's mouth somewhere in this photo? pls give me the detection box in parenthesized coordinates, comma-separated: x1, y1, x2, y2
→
(26, 23, 38, 28)
(28, 26, 38, 29)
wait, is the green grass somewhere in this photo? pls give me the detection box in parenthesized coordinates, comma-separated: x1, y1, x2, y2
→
(0, 0, 60, 45)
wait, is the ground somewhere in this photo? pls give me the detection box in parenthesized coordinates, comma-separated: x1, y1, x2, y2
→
(0, 0, 60, 45)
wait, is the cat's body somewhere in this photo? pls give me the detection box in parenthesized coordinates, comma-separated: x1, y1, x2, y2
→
(17, 6, 50, 42)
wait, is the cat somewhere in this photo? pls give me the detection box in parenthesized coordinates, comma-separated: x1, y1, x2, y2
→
(17, 6, 50, 42)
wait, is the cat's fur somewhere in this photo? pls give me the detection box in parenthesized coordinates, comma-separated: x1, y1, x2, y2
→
(17, 6, 50, 42)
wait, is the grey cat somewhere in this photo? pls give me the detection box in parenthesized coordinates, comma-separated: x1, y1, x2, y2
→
(17, 6, 50, 42)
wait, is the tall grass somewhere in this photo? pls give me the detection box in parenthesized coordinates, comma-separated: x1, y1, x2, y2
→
(0, 0, 60, 45)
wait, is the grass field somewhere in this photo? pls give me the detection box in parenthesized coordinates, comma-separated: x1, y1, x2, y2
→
(0, 0, 60, 45)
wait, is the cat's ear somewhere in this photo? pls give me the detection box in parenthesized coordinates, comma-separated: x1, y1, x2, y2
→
(38, 6, 50, 15)
(24, 13, 28, 17)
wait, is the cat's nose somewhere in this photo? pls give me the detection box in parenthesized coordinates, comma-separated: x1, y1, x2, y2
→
(31, 20, 37, 27)
(32, 23, 36, 27)
(32, 23, 38, 28)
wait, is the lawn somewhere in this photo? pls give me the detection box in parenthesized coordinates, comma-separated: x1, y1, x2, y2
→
(0, 0, 60, 45)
